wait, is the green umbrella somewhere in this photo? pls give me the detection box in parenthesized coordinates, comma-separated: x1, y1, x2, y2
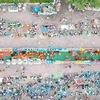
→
(46, 2, 50, 6)
(53, 73, 63, 79)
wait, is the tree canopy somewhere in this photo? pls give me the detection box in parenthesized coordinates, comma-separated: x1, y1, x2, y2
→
(66, 0, 100, 10)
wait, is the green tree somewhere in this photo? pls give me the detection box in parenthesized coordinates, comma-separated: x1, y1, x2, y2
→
(66, 0, 100, 9)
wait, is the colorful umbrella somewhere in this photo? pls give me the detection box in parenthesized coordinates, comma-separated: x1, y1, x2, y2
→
(28, 59, 33, 65)
(33, 7, 40, 13)
(6, 60, 11, 65)
(11, 59, 17, 65)
(17, 59, 23, 65)
(23, 59, 28, 65)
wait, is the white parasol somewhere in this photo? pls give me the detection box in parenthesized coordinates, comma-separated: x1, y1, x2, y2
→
(6, 59, 11, 65)
(0, 60, 4, 64)
(28, 59, 33, 65)
(17, 59, 23, 65)
(11, 59, 17, 65)
(23, 59, 28, 65)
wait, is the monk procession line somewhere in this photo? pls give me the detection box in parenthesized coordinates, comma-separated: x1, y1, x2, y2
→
(0, 47, 100, 65)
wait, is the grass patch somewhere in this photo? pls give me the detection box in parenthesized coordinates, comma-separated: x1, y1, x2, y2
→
(30, 0, 53, 3)
(0, 0, 26, 3)
(66, 0, 100, 9)
(0, 0, 53, 3)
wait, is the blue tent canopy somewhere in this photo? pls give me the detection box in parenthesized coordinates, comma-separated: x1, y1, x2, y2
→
(41, 26, 49, 33)
(33, 7, 40, 13)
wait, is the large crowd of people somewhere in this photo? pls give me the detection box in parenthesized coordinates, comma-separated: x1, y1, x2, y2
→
(0, 16, 38, 38)
(0, 16, 100, 38)
(0, 71, 99, 100)
(0, 1, 100, 100)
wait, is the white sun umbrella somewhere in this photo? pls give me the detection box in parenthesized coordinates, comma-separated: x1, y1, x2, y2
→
(17, 59, 23, 65)
(23, 59, 28, 65)
(0, 60, 4, 64)
(11, 59, 17, 65)
(28, 59, 33, 65)
(6, 59, 11, 65)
